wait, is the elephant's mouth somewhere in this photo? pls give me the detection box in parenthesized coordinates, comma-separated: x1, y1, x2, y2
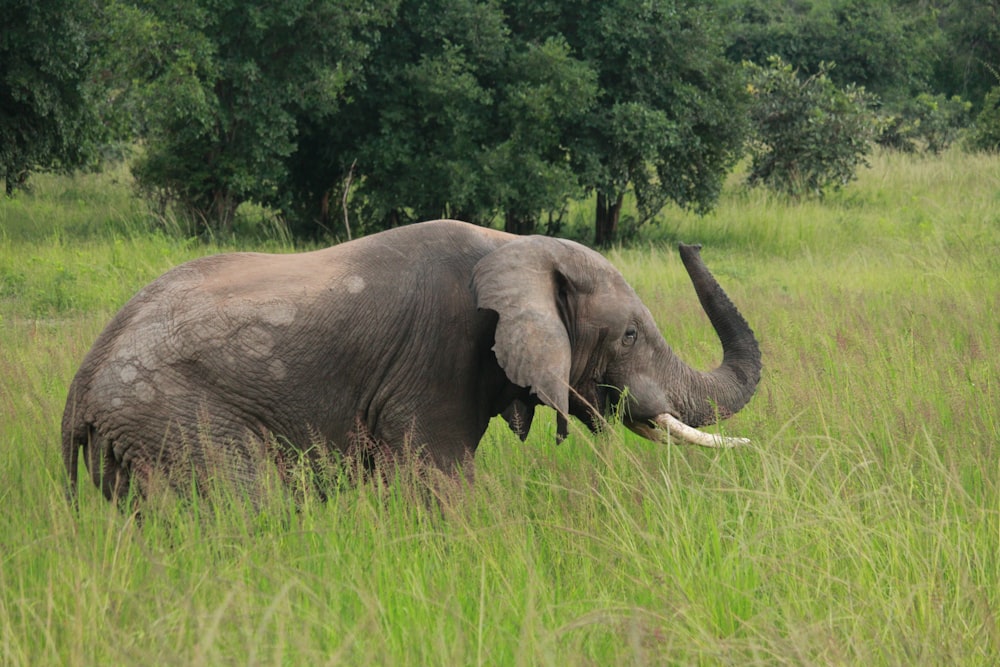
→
(581, 381, 750, 448)
(570, 380, 613, 433)
(626, 413, 751, 449)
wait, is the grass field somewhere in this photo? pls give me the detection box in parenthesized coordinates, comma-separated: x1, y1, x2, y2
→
(2, 152, 998, 665)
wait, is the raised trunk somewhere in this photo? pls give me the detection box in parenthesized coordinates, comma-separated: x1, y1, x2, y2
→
(672, 243, 761, 429)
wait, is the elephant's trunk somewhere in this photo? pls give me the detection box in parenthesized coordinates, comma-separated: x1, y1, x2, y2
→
(642, 243, 761, 448)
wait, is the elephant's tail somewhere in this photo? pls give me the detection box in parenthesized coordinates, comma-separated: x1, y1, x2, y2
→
(61, 411, 83, 505)
(62, 400, 135, 503)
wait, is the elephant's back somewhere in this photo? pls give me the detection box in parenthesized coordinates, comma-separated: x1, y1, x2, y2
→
(304, 219, 514, 276)
(69, 220, 511, 391)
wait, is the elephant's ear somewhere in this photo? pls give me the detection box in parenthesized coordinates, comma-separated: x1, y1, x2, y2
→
(472, 237, 579, 417)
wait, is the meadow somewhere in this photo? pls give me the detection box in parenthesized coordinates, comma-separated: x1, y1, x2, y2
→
(1, 152, 998, 665)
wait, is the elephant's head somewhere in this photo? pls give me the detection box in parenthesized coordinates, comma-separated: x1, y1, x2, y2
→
(472, 237, 761, 447)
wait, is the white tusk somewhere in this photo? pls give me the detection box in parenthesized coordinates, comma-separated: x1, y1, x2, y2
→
(643, 413, 751, 449)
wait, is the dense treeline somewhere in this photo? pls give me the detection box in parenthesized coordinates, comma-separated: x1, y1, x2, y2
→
(3, 0, 999, 243)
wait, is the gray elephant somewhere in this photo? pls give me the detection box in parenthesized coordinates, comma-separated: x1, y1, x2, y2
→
(62, 219, 761, 501)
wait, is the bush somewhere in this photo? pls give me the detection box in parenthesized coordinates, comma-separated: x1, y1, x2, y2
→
(966, 86, 1000, 152)
(745, 57, 880, 197)
(878, 93, 971, 154)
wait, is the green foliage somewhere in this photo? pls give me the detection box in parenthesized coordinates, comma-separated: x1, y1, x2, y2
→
(290, 0, 745, 244)
(878, 93, 972, 154)
(330, 0, 514, 230)
(3, 152, 1000, 663)
(9, 0, 1000, 245)
(549, 0, 749, 244)
(0, 0, 109, 194)
(488, 36, 598, 235)
(293, 0, 599, 237)
(929, 0, 1000, 111)
(745, 57, 880, 197)
(966, 86, 1000, 152)
(724, 0, 940, 106)
(127, 0, 396, 235)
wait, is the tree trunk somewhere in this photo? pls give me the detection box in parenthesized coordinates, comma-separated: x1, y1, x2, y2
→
(6, 168, 28, 196)
(191, 188, 239, 237)
(319, 190, 331, 230)
(504, 211, 536, 236)
(594, 191, 624, 246)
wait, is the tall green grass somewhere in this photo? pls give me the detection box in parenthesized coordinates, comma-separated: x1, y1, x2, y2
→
(2, 151, 998, 664)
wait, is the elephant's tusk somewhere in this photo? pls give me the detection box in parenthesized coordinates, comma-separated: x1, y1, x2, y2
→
(639, 413, 751, 448)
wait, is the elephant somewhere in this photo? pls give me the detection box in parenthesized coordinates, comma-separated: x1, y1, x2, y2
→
(62, 219, 761, 501)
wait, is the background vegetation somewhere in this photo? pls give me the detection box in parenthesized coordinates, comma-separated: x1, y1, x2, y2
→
(2, 149, 998, 664)
(4, 0, 1000, 244)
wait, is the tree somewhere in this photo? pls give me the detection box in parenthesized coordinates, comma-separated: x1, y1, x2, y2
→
(287, 0, 507, 235)
(128, 0, 395, 234)
(967, 85, 1000, 152)
(745, 58, 880, 197)
(488, 37, 597, 235)
(289, 0, 596, 238)
(877, 92, 971, 154)
(1, 0, 106, 194)
(510, 0, 748, 245)
(723, 0, 940, 106)
(291, 0, 742, 244)
(930, 0, 1000, 111)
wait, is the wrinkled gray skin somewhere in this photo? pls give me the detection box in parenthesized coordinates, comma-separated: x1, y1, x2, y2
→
(62, 219, 761, 501)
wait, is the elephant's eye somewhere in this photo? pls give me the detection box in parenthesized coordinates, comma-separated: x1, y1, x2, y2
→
(622, 326, 638, 347)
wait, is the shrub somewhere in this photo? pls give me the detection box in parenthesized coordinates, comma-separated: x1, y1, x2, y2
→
(745, 57, 880, 197)
(878, 93, 971, 154)
(966, 86, 1000, 152)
